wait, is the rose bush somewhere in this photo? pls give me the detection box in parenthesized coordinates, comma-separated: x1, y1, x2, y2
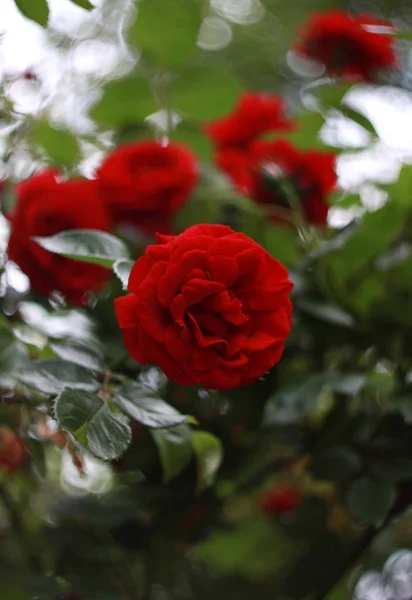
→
(0, 1, 411, 599)
(115, 224, 293, 390)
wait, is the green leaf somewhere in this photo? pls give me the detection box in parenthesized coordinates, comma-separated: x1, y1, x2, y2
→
(55, 389, 103, 432)
(17, 360, 98, 395)
(285, 111, 326, 149)
(345, 477, 396, 525)
(193, 516, 304, 578)
(129, 0, 202, 68)
(171, 124, 213, 161)
(87, 404, 132, 461)
(192, 431, 223, 491)
(172, 66, 243, 120)
(151, 424, 193, 482)
(260, 224, 301, 267)
(394, 30, 412, 40)
(49, 340, 103, 372)
(33, 229, 130, 267)
(69, 0, 94, 9)
(310, 446, 363, 482)
(298, 300, 355, 328)
(314, 81, 354, 109)
(369, 457, 412, 484)
(114, 381, 190, 429)
(113, 258, 134, 290)
(91, 75, 157, 127)
(340, 105, 378, 137)
(14, 0, 49, 26)
(55, 389, 132, 460)
(264, 373, 366, 426)
(32, 122, 79, 166)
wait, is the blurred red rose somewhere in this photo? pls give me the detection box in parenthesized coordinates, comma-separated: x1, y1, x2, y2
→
(97, 141, 198, 235)
(0, 427, 28, 474)
(114, 224, 293, 391)
(294, 10, 396, 81)
(261, 484, 302, 515)
(217, 140, 336, 226)
(204, 93, 293, 151)
(7, 170, 111, 305)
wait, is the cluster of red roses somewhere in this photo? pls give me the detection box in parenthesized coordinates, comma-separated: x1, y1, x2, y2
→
(5, 10, 398, 391)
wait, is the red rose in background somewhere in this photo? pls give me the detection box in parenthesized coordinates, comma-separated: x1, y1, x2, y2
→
(115, 224, 293, 391)
(218, 140, 336, 226)
(294, 10, 396, 81)
(0, 427, 28, 474)
(261, 484, 302, 515)
(97, 141, 198, 235)
(7, 170, 111, 305)
(204, 93, 293, 151)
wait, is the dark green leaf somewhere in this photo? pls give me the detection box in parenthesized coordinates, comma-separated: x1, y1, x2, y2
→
(345, 477, 396, 525)
(192, 431, 223, 491)
(32, 123, 79, 166)
(17, 360, 98, 395)
(151, 424, 192, 482)
(310, 446, 363, 482)
(87, 405, 132, 461)
(264, 372, 366, 426)
(129, 0, 201, 68)
(69, 0, 94, 9)
(33, 229, 130, 267)
(14, 0, 49, 26)
(113, 258, 134, 290)
(369, 457, 412, 483)
(54, 389, 132, 460)
(114, 381, 190, 429)
(91, 75, 157, 127)
(172, 66, 243, 120)
(54, 389, 103, 433)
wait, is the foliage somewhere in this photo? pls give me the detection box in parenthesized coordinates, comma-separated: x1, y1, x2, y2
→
(2, 1, 412, 600)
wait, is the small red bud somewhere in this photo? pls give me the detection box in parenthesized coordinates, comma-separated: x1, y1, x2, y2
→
(260, 484, 302, 516)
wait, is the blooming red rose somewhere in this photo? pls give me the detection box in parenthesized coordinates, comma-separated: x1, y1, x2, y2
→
(7, 170, 111, 305)
(204, 93, 293, 151)
(115, 224, 293, 391)
(96, 141, 198, 234)
(217, 140, 336, 226)
(0, 427, 28, 474)
(294, 10, 396, 81)
(261, 484, 302, 515)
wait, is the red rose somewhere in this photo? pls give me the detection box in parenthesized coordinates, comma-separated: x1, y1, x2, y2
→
(7, 170, 111, 305)
(294, 10, 396, 81)
(204, 93, 293, 150)
(114, 224, 293, 391)
(261, 484, 302, 515)
(97, 141, 198, 234)
(217, 140, 336, 226)
(0, 427, 28, 474)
